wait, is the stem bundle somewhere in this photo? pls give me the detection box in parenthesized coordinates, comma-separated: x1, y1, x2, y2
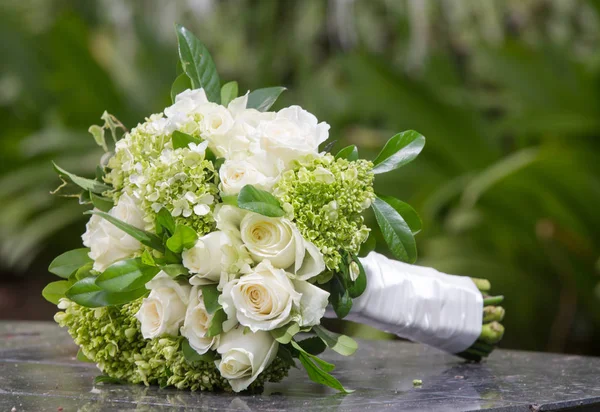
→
(457, 279, 506, 361)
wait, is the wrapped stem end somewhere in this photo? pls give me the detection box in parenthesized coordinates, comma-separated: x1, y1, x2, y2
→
(458, 282, 506, 362)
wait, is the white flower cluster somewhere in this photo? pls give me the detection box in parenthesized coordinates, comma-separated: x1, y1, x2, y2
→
(82, 88, 333, 392)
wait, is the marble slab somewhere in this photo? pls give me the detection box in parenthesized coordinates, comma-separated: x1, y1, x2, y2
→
(1, 322, 599, 411)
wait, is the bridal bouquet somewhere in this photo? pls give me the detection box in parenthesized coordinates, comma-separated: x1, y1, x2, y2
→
(43, 25, 505, 393)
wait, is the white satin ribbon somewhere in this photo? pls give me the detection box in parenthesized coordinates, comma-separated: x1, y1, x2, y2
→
(327, 252, 483, 354)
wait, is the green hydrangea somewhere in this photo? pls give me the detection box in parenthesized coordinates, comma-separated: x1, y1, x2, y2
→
(54, 299, 290, 392)
(105, 115, 218, 233)
(106, 114, 172, 191)
(132, 146, 218, 233)
(274, 154, 375, 270)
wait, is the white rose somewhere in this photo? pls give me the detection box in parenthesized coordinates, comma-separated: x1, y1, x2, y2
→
(293, 279, 330, 327)
(182, 231, 225, 284)
(199, 104, 234, 136)
(183, 231, 252, 286)
(220, 260, 301, 332)
(252, 105, 330, 167)
(180, 286, 219, 355)
(82, 193, 145, 272)
(216, 326, 278, 392)
(220, 260, 330, 331)
(164, 88, 209, 119)
(239, 213, 325, 281)
(207, 105, 274, 160)
(135, 272, 191, 339)
(219, 160, 277, 196)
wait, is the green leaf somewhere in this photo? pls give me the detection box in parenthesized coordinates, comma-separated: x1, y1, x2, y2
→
(90, 193, 114, 212)
(88, 125, 107, 151)
(372, 130, 426, 174)
(296, 352, 353, 394)
(95, 166, 106, 181)
(49, 248, 92, 278)
(376, 194, 422, 235)
(53, 162, 112, 194)
(371, 197, 417, 263)
(200, 285, 221, 314)
(171, 72, 192, 103)
(156, 207, 176, 236)
(101, 111, 126, 143)
(290, 340, 335, 372)
(141, 250, 156, 266)
(42, 280, 70, 304)
(85, 210, 165, 253)
(182, 338, 216, 363)
(335, 145, 359, 161)
(172, 130, 202, 150)
(175, 24, 221, 103)
(70, 262, 95, 282)
(77, 348, 94, 363)
(347, 254, 367, 298)
(66, 277, 148, 308)
(164, 248, 181, 264)
(247, 87, 286, 111)
(271, 322, 300, 344)
(295, 336, 326, 356)
(206, 308, 227, 337)
(94, 375, 124, 385)
(95, 258, 160, 292)
(166, 225, 198, 253)
(221, 195, 238, 206)
(290, 340, 353, 393)
(160, 264, 189, 278)
(330, 276, 352, 319)
(220, 81, 238, 106)
(313, 325, 358, 356)
(358, 232, 376, 257)
(237, 185, 285, 217)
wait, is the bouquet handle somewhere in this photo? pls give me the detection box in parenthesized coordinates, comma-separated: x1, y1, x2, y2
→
(326, 252, 484, 354)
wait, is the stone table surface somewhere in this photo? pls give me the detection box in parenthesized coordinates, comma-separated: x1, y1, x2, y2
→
(1, 322, 599, 412)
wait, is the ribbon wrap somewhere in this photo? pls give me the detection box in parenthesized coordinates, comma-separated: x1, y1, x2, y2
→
(329, 252, 483, 354)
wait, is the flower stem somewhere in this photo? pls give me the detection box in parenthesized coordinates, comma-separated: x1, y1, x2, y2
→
(483, 295, 504, 306)
(479, 321, 505, 345)
(483, 306, 505, 323)
(471, 277, 491, 292)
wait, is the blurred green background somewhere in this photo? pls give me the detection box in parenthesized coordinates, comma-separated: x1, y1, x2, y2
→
(1, 0, 599, 356)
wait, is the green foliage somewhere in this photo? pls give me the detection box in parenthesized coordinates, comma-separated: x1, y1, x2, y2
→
(371, 196, 417, 263)
(372, 131, 425, 175)
(95, 258, 160, 292)
(66, 276, 148, 308)
(376, 194, 422, 235)
(175, 24, 221, 103)
(171, 73, 192, 104)
(237, 184, 285, 217)
(247, 87, 286, 111)
(171, 130, 202, 150)
(48, 248, 92, 278)
(291, 340, 353, 393)
(52, 162, 111, 194)
(206, 308, 227, 337)
(313, 325, 358, 356)
(335, 145, 359, 161)
(220, 81, 238, 106)
(166, 225, 198, 253)
(271, 322, 300, 344)
(200, 285, 221, 314)
(42, 280, 70, 304)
